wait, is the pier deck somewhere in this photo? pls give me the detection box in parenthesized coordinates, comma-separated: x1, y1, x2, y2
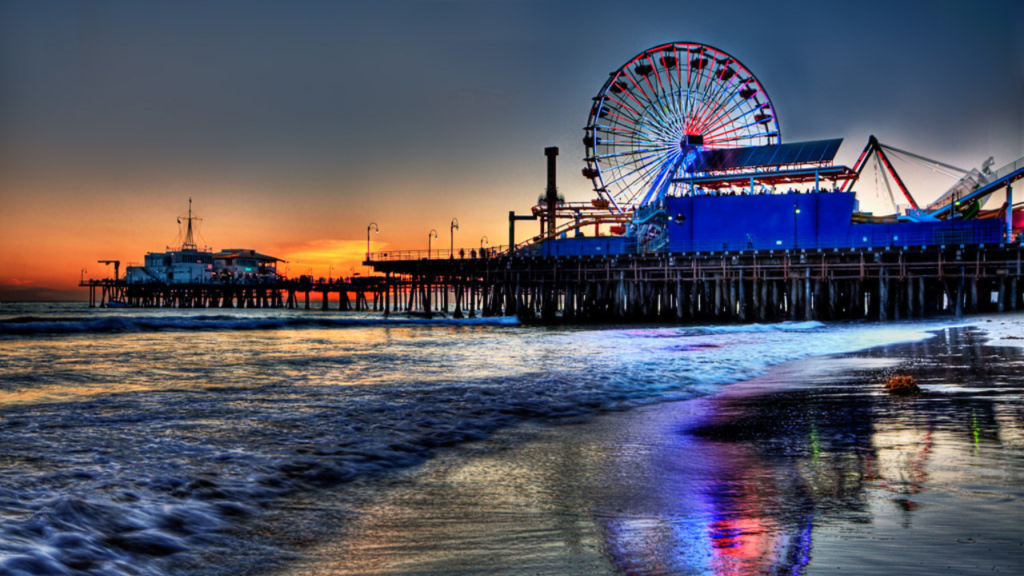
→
(367, 243, 1023, 322)
(81, 243, 1023, 324)
(80, 276, 387, 312)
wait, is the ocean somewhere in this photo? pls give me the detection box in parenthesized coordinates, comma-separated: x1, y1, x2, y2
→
(0, 303, 1017, 575)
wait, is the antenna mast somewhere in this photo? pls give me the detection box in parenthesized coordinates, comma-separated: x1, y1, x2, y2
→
(182, 197, 197, 250)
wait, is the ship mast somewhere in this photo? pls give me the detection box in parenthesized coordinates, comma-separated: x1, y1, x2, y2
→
(182, 197, 197, 250)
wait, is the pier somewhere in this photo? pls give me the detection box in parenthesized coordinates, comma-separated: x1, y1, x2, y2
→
(81, 276, 388, 312)
(365, 243, 1023, 322)
(81, 242, 1024, 324)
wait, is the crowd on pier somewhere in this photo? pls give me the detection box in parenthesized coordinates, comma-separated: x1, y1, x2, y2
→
(684, 186, 841, 197)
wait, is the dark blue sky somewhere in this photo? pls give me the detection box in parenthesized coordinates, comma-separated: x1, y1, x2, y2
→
(1, 0, 1023, 291)
(4, 1, 1022, 175)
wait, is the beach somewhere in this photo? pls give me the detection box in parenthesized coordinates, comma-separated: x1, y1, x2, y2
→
(269, 323, 1024, 576)
(1, 306, 1022, 575)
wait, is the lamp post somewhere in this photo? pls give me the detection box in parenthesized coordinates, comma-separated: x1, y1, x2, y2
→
(450, 218, 459, 258)
(366, 222, 379, 276)
(428, 229, 438, 259)
(793, 202, 801, 250)
(480, 235, 488, 256)
(81, 268, 87, 284)
(329, 265, 334, 282)
(366, 222, 379, 262)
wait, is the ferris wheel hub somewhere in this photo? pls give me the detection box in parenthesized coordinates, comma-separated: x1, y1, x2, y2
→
(682, 134, 704, 147)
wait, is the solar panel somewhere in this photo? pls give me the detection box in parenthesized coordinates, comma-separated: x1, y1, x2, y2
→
(689, 138, 843, 173)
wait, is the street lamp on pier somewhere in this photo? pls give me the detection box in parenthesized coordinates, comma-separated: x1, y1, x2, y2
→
(480, 235, 488, 256)
(793, 202, 801, 250)
(366, 222, 379, 261)
(428, 229, 438, 259)
(450, 218, 459, 258)
(81, 268, 88, 284)
(367, 222, 379, 276)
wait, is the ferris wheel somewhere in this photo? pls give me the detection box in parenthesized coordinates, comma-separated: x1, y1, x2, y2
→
(583, 42, 781, 214)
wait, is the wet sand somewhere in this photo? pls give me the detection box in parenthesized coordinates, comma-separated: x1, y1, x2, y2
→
(272, 324, 1024, 576)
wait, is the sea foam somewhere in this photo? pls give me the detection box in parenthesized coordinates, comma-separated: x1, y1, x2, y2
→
(0, 314, 949, 575)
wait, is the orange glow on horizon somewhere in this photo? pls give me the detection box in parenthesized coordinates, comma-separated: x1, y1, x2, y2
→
(275, 238, 388, 280)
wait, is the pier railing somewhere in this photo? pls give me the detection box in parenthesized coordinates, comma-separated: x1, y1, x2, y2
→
(512, 223, 1011, 258)
(366, 225, 1014, 263)
(666, 228, 1011, 254)
(367, 246, 509, 262)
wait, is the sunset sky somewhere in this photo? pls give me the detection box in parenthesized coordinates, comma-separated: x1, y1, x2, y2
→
(2, 0, 1022, 300)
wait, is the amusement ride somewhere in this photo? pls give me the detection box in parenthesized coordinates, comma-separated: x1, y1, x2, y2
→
(521, 41, 1023, 253)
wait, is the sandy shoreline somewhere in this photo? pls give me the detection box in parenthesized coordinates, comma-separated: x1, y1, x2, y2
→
(261, 321, 1024, 576)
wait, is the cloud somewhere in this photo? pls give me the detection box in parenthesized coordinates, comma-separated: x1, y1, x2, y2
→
(5, 278, 34, 286)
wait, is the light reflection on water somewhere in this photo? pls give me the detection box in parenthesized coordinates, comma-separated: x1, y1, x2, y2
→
(282, 328, 1024, 576)
(1, 303, 1021, 575)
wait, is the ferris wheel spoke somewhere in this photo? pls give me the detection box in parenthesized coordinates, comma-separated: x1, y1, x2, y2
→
(602, 147, 678, 190)
(683, 49, 693, 123)
(689, 70, 739, 135)
(620, 150, 682, 207)
(688, 64, 716, 132)
(682, 89, 701, 134)
(682, 58, 702, 133)
(693, 94, 743, 138)
(638, 151, 684, 206)
(704, 117, 770, 141)
(594, 145, 674, 161)
(635, 112, 679, 140)
(638, 62, 663, 111)
(675, 45, 683, 87)
(666, 71, 691, 132)
(637, 123, 678, 146)
(660, 79, 685, 131)
(617, 155, 676, 206)
(624, 75, 682, 137)
(624, 121, 674, 144)
(641, 93, 680, 136)
(600, 147, 676, 177)
(604, 111, 645, 129)
(604, 96, 644, 120)
(648, 52, 670, 96)
(696, 51, 717, 120)
(618, 73, 657, 114)
(698, 79, 742, 133)
(598, 139, 675, 147)
(688, 73, 722, 130)
(703, 133, 773, 146)
(696, 92, 753, 136)
(595, 124, 647, 137)
(622, 65, 660, 108)
(702, 103, 766, 138)
(596, 124, 669, 145)
(651, 57, 689, 137)
(631, 69, 686, 138)
(695, 57, 737, 126)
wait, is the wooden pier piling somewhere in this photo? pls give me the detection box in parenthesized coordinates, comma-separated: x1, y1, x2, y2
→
(366, 244, 1023, 324)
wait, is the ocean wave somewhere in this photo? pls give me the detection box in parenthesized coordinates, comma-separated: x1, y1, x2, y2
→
(0, 318, 944, 575)
(0, 313, 520, 336)
(694, 320, 826, 333)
